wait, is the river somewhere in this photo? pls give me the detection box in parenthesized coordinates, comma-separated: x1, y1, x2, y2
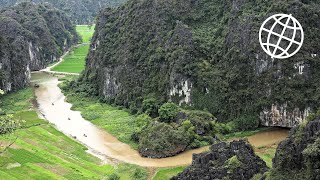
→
(31, 72, 289, 167)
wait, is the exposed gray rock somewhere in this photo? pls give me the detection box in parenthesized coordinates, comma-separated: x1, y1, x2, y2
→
(270, 118, 320, 179)
(0, 2, 78, 92)
(172, 140, 268, 180)
(260, 103, 311, 128)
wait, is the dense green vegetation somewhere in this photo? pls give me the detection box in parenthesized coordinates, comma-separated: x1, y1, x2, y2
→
(0, 88, 148, 179)
(63, 77, 232, 157)
(0, 2, 78, 92)
(0, 0, 127, 24)
(82, 0, 320, 126)
(52, 45, 89, 73)
(60, 79, 139, 149)
(62, 75, 281, 160)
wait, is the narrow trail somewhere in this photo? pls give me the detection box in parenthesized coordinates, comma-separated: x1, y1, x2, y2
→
(30, 72, 289, 168)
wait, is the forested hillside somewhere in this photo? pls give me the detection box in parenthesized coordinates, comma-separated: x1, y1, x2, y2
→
(82, 0, 320, 128)
(0, 0, 127, 24)
(0, 2, 78, 92)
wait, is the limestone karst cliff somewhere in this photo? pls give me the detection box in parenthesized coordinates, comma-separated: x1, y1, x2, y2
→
(82, 0, 320, 127)
(0, 2, 78, 92)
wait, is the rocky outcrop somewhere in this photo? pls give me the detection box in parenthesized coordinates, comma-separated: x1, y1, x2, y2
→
(83, 0, 320, 127)
(260, 104, 311, 128)
(0, 0, 126, 24)
(270, 117, 320, 179)
(0, 2, 78, 92)
(138, 122, 189, 158)
(172, 140, 268, 180)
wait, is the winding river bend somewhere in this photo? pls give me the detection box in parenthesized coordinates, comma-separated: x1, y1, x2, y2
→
(31, 72, 289, 167)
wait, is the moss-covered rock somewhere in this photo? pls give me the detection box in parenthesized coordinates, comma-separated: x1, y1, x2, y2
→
(172, 140, 268, 180)
(270, 117, 320, 179)
(138, 122, 189, 158)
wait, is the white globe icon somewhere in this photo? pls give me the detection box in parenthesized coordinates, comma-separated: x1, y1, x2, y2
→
(259, 14, 304, 59)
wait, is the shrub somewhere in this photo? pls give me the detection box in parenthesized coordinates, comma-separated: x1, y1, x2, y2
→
(158, 102, 178, 123)
(135, 113, 152, 129)
(132, 168, 148, 180)
(142, 98, 159, 117)
(107, 173, 120, 180)
(138, 122, 190, 158)
(233, 115, 259, 131)
(0, 115, 21, 135)
(224, 155, 242, 169)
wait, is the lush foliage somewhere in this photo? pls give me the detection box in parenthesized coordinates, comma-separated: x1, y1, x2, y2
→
(82, 0, 320, 124)
(0, 2, 78, 92)
(60, 79, 139, 149)
(158, 103, 179, 123)
(0, 0, 127, 24)
(0, 115, 21, 135)
(233, 115, 260, 131)
(0, 87, 148, 179)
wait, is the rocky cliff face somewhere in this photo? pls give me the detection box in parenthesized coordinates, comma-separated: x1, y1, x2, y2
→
(270, 117, 320, 179)
(0, 0, 127, 24)
(83, 0, 320, 127)
(172, 140, 268, 180)
(0, 2, 78, 92)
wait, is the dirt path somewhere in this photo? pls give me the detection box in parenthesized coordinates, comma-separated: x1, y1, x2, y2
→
(40, 43, 89, 76)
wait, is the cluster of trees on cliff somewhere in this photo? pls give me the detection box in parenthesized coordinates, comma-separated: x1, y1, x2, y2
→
(0, 0, 127, 24)
(81, 0, 320, 125)
(0, 2, 78, 92)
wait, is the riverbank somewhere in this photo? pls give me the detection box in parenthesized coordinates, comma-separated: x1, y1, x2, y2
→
(0, 72, 289, 179)
(42, 25, 94, 75)
(0, 88, 148, 179)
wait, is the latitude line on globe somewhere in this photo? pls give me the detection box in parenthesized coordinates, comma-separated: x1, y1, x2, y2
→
(261, 43, 289, 56)
(272, 15, 292, 55)
(262, 28, 301, 45)
(272, 17, 301, 30)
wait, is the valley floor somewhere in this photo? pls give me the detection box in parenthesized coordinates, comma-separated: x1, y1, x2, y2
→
(0, 23, 289, 179)
(0, 89, 148, 180)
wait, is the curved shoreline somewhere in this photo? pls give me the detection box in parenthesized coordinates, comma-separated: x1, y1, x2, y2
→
(31, 72, 289, 168)
(31, 72, 210, 167)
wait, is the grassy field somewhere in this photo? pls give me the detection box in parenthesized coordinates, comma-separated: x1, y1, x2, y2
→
(62, 90, 139, 149)
(153, 167, 185, 180)
(51, 25, 94, 74)
(51, 45, 88, 73)
(255, 147, 277, 168)
(0, 88, 148, 180)
(76, 25, 95, 43)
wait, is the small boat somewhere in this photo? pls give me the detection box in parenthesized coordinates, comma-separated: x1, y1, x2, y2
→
(34, 84, 40, 88)
(83, 134, 87, 137)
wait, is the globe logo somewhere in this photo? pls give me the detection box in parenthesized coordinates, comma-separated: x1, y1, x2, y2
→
(259, 14, 304, 59)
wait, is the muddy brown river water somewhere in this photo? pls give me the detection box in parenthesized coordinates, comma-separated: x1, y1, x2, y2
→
(31, 72, 289, 167)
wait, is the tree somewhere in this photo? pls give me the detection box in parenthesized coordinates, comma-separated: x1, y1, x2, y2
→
(0, 89, 21, 154)
(158, 102, 178, 123)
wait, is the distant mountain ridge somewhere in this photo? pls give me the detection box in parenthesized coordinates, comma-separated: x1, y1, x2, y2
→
(0, 0, 127, 24)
